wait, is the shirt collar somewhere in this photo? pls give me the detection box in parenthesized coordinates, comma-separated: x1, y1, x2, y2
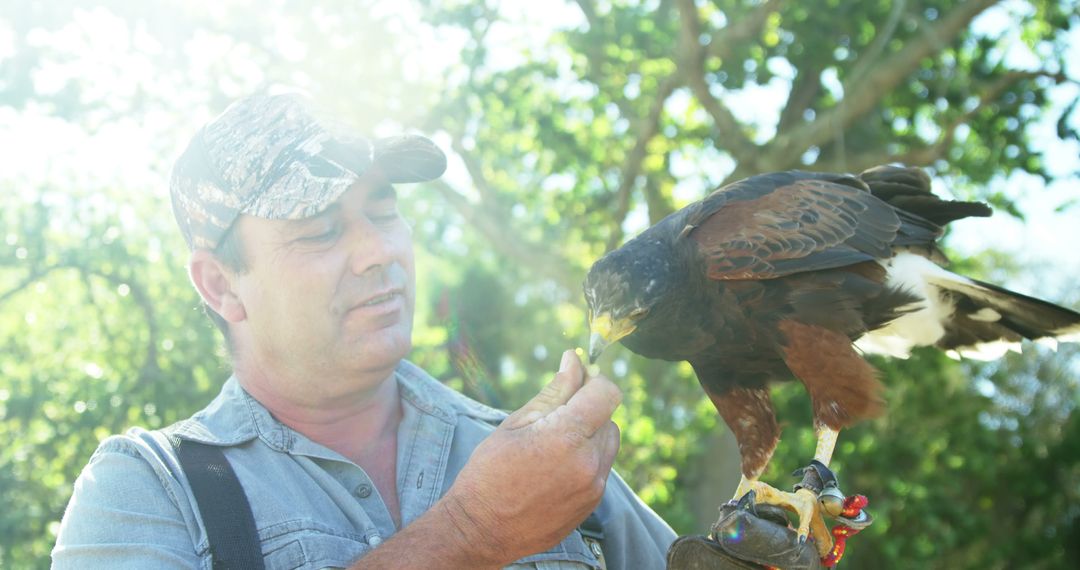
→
(395, 359, 506, 425)
(168, 359, 506, 451)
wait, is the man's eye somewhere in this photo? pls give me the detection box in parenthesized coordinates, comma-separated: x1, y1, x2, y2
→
(299, 224, 341, 242)
(368, 210, 399, 224)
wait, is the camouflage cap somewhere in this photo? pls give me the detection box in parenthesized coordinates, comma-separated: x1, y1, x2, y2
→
(169, 89, 447, 250)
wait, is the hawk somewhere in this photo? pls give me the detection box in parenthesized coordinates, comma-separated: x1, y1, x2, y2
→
(584, 165, 1080, 555)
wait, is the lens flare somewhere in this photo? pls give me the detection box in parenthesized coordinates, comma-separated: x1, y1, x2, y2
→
(723, 517, 746, 543)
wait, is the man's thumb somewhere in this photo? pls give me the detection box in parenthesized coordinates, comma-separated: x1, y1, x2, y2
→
(502, 350, 584, 429)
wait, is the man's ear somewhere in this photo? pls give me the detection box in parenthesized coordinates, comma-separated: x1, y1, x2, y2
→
(189, 249, 247, 323)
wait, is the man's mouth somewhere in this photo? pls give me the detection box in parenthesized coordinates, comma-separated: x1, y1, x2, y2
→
(347, 289, 405, 313)
(359, 291, 401, 307)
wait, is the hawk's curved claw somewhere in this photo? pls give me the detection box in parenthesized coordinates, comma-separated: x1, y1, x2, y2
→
(735, 480, 833, 557)
(735, 489, 756, 511)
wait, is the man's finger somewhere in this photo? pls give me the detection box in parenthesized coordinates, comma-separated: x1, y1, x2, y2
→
(556, 373, 622, 437)
(503, 350, 585, 429)
(594, 420, 621, 476)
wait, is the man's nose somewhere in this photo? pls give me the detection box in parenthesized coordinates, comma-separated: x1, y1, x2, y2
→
(346, 218, 401, 276)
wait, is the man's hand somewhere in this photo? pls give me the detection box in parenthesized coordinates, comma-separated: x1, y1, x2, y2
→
(438, 349, 622, 567)
(353, 349, 622, 569)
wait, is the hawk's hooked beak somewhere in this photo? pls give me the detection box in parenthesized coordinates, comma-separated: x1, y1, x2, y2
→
(588, 312, 637, 364)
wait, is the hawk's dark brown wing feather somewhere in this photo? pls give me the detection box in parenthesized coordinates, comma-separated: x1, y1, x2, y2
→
(682, 172, 912, 281)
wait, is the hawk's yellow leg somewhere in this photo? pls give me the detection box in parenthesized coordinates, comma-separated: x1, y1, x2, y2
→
(730, 426, 840, 557)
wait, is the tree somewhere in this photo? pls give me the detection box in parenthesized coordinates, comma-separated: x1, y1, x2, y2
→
(415, 1, 1079, 565)
(1, 0, 1077, 567)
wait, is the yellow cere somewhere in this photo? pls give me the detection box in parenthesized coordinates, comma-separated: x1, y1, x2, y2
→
(591, 313, 614, 340)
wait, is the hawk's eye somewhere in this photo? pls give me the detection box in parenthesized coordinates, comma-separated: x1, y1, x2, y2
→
(629, 308, 649, 320)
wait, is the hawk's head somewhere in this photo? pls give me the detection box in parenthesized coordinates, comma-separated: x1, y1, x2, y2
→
(584, 237, 680, 362)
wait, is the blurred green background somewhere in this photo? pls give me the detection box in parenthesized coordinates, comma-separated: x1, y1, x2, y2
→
(2, 0, 1079, 567)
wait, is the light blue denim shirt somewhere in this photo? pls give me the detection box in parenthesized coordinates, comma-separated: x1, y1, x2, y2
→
(52, 360, 676, 569)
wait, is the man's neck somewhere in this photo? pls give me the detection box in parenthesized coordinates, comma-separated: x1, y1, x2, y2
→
(236, 364, 404, 461)
(236, 363, 405, 527)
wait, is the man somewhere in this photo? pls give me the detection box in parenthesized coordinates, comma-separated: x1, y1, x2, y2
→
(51, 88, 677, 569)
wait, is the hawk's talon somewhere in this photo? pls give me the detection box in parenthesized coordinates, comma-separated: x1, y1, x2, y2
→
(735, 489, 757, 512)
(734, 480, 834, 558)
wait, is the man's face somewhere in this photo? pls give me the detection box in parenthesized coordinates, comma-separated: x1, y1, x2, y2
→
(228, 172, 415, 387)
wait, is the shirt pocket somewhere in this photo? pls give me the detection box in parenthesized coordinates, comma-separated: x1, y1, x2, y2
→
(259, 522, 372, 570)
(507, 529, 604, 570)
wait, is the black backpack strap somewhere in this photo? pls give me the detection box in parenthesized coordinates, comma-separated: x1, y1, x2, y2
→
(170, 435, 266, 570)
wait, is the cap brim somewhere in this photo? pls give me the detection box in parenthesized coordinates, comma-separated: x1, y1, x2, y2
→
(372, 135, 447, 184)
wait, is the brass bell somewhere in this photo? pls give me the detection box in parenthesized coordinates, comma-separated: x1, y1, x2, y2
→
(818, 486, 846, 517)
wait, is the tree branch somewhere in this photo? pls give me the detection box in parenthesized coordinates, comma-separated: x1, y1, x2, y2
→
(778, 1, 904, 137)
(605, 74, 681, 251)
(571, 0, 647, 130)
(572, 0, 613, 92)
(813, 149, 906, 174)
(815, 70, 1070, 173)
(450, 138, 501, 206)
(812, 143, 946, 174)
(764, 0, 1001, 170)
(429, 180, 579, 290)
(906, 70, 1069, 162)
(846, 0, 909, 86)
(644, 169, 676, 225)
(675, 0, 761, 167)
(573, 0, 598, 27)
(705, 0, 780, 61)
(2, 261, 160, 383)
(81, 264, 160, 383)
(79, 266, 120, 352)
(776, 60, 825, 134)
(0, 266, 57, 304)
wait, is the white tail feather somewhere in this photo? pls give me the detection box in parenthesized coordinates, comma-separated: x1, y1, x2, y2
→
(854, 253, 955, 358)
(855, 252, 1080, 360)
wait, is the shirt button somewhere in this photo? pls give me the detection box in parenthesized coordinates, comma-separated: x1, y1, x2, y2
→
(368, 535, 382, 547)
(354, 484, 373, 498)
